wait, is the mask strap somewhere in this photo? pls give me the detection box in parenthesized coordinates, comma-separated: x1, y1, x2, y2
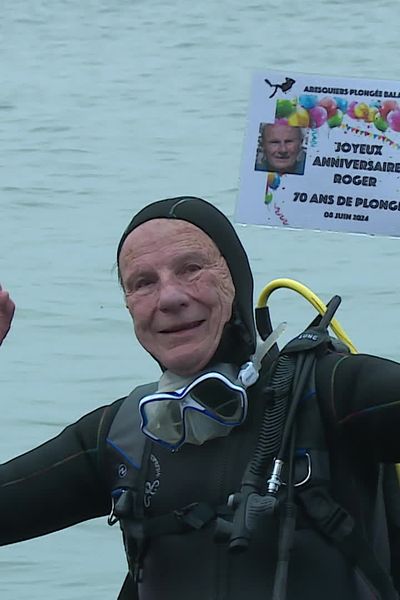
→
(238, 322, 287, 388)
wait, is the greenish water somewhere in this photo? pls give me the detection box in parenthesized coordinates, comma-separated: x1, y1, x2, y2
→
(1, 0, 400, 597)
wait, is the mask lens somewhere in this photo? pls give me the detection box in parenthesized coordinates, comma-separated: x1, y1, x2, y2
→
(141, 399, 185, 446)
(189, 378, 244, 421)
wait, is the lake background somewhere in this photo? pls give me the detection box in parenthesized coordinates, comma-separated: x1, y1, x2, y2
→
(1, 0, 400, 597)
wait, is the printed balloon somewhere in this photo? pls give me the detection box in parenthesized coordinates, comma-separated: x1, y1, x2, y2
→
(288, 107, 310, 127)
(334, 97, 348, 113)
(276, 99, 296, 119)
(354, 102, 369, 120)
(299, 94, 318, 109)
(347, 101, 358, 119)
(366, 107, 378, 123)
(265, 191, 273, 205)
(374, 114, 388, 132)
(380, 100, 398, 120)
(387, 109, 400, 132)
(309, 106, 328, 128)
(267, 172, 281, 190)
(327, 109, 343, 128)
(319, 97, 337, 118)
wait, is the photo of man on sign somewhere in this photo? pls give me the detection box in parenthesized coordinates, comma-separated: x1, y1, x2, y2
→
(255, 122, 307, 175)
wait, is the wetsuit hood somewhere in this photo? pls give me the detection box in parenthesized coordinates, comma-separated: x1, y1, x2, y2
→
(117, 196, 256, 367)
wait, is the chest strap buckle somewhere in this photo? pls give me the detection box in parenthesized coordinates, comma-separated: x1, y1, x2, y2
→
(174, 502, 216, 530)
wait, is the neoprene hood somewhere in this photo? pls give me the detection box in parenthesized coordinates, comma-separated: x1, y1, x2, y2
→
(117, 196, 256, 365)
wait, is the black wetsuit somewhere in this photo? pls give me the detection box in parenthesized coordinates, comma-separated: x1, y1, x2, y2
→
(1, 350, 400, 599)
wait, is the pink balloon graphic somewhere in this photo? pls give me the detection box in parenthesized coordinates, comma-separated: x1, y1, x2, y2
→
(319, 97, 337, 118)
(380, 100, 398, 120)
(347, 101, 358, 119)
(309, 106, 328, 128)
(387, 109, 400, 132)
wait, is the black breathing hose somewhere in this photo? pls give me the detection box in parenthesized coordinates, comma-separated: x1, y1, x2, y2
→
(215, 295, 342, 600)
(249, 353, 297, 478)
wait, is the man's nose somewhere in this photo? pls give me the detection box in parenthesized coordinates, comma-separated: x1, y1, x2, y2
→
(158, 277, 189, 312)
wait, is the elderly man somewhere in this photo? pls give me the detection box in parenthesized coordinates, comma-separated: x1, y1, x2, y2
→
(0, 285, 15, 345)
(256, 123, 306, 174)
(1, 196, 400, 600)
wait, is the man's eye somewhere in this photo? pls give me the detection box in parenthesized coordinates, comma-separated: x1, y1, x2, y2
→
(134, 277, 154, 291)
(183, 264, 202, 275)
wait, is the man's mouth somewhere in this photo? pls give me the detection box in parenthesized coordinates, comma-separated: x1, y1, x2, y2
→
(160, 320, 204, 334)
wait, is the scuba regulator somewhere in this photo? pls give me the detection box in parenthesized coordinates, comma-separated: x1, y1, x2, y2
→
(215, 278, 357, 600)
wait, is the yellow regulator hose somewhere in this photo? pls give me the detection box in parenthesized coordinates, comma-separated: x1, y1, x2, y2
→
(257, 278, 400, 480)
(257, 278, 357, 354)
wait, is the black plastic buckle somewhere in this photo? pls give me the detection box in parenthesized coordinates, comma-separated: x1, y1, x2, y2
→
(174, 502, 215, 530)
(323, 503, 354, 542)
(301, 486, 354, 541)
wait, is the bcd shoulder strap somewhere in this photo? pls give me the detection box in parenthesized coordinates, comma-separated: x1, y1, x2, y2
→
(104, 382, 157, 598)
(105, 381, 157, 509)
(305, 362, 398, 600)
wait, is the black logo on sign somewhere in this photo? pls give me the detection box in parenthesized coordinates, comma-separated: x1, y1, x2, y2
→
(264, 77, 296, 98)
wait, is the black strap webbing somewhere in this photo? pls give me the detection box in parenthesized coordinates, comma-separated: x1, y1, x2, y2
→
(143, 502, 216, 538)
(118, 501, 217, 592)
(299, 485, 398, 600)
(120, 501, 216, 543)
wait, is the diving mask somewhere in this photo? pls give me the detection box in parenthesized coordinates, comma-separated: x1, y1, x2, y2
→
(139, 323, 287, 451)
(139, 364, 248, 450)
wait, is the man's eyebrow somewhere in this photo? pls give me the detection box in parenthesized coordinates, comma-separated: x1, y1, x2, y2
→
(173, 250, 209, 264)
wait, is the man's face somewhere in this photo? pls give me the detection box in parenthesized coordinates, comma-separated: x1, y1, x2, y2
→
(118, 219, 235, 377)
(262, 124, 302, 172)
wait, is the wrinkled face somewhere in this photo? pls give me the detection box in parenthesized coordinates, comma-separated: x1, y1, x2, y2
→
(118, 219, 235, 377)
(262, 124, 302, 172)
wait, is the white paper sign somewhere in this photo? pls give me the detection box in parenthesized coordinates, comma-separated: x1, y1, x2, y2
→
(235, 70, 400, 236)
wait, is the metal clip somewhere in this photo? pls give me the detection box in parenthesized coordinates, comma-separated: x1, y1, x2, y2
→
(281, 452, 312, 488)
(108, 496, 119, 526)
